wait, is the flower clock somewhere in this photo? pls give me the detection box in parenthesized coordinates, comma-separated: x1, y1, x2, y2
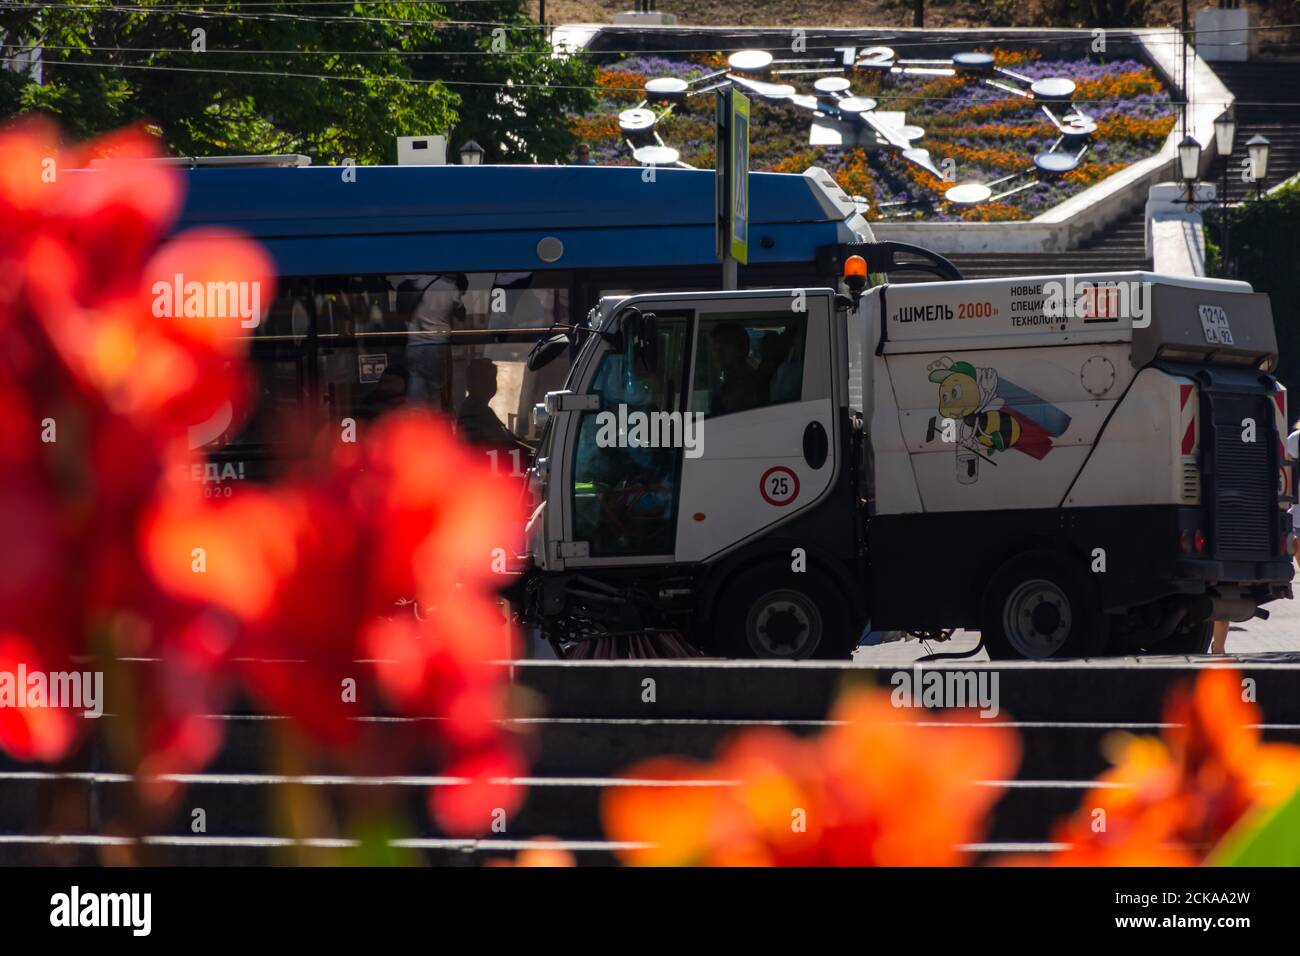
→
(581, 47, 1174, 222)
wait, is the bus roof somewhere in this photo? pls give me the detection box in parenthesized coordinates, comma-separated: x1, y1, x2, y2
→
(167, 164, 866, 276)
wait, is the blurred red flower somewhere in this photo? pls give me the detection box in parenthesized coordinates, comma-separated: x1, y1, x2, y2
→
(142, 413, 524, 751)
(0, 120, 265, 776)
(0, 119, 529, 838)
(0, 633, 78, 762)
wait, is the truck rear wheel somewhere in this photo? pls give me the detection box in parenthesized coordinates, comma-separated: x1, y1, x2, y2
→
(713, 566, 853, 660)
(1148, 621, 1214, 655)
(981, 551, 1107, 660)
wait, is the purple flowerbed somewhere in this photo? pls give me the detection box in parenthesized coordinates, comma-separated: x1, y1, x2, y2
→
(579, 51, 1175, 222)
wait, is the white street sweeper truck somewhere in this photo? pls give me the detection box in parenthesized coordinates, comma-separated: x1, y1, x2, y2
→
(513, 260, 1294, 660)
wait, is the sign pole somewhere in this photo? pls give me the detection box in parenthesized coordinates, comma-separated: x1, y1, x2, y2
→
(716, 86, 749, 290)
(715, 88, 731, 289)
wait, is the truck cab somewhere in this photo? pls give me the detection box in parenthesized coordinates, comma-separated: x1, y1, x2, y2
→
(518, 270, 1294, 660)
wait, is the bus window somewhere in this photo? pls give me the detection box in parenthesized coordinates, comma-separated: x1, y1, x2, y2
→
(205, 272, 572, 461)
(449, 340, 570, 468)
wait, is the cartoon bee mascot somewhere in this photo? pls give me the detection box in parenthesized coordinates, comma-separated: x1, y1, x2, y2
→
(926, 356, 1068, 485)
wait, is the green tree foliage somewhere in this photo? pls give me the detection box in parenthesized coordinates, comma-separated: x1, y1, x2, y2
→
(420, 2, 595, 163)
(0, 1, 594, 164)
(1029, 0, 1150, 27)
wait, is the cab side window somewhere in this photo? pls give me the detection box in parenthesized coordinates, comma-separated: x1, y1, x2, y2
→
(692, 313, 807, 419)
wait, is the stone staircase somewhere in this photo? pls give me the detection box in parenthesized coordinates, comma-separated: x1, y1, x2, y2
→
(890, 206, 1152, 284)
(1204, 60, 1300, 202)
(891, 60, 1300, 286)
(3, 657, 1299, 865)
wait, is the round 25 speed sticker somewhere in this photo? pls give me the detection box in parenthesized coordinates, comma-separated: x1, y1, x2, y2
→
(759, 466, 800, 507)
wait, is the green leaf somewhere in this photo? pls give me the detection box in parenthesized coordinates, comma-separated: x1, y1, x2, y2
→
(1207, 785, 1300, 867)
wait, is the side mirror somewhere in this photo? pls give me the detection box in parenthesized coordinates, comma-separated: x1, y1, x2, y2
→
(545, 390, 601, 413)
(527, 331, 571, 371)
(530, 401, 550, 435)
(624, 309, 658, 374)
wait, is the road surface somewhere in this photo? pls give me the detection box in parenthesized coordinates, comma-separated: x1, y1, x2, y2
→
(852, 594, 1300, 664)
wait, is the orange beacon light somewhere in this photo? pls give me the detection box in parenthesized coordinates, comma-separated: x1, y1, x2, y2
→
(843, 254, 868, 302)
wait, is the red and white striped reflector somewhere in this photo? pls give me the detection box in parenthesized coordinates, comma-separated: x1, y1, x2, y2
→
(1179, 383, 1197, 456)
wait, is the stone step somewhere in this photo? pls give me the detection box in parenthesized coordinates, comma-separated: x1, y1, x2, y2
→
(918, 262, 1151, 281)
(947, 252, 1149, 262)
(25, 713, 1299, 780)
(944, 263, 1149, 273)
(1211, 63, 1300, 121)
(0, 771, 1163, 846)
(0, 832, 1074, 866)
(4, 659, 1297, 864)
(511, 658, 1300, 722)
(13, 657, 1300, 725)
(0, 834, 627, 867)
(6, 721, 1298, 842)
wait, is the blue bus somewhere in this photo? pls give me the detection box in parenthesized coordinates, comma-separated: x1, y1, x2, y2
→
(161, 162, 879, 471)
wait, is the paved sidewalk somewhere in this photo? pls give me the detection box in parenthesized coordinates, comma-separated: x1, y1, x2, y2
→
(852, 595, 1300, 665)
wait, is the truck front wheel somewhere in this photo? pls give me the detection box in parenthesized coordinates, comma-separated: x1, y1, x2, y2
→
(713, 566, 853, 660)
(981, 552, 1108, 660)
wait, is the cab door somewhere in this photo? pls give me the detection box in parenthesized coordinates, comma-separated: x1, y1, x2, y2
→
(549, 303, 694, 569)
(549, 290, 839, 569)
(674, 290, 839, 562)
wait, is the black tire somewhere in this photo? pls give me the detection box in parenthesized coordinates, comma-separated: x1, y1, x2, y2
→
(1148, 621, 1214, 655)
(981, 551, 1108, 660)
(713, 564, 853, 660)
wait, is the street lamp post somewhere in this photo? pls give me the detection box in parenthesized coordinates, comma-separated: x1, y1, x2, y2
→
(1180, 122, 1271, 280)
(458, 139, 485, 166)
(1246, 134, 1271, 197)
(1214, 111, 1236, 275)
(1178, 134, 1202, 205)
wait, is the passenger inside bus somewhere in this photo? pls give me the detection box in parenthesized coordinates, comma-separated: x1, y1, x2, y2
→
(455, 358, 533, 454)
(399, 273, 468, 404)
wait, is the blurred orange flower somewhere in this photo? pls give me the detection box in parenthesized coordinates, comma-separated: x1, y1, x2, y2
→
(489, 839, 578, 867)
(602, 688, 1019, 866)
(1029, 669, 1300, 865)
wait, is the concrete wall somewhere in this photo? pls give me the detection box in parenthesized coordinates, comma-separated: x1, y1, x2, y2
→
(1196, 8, 1259, 62)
